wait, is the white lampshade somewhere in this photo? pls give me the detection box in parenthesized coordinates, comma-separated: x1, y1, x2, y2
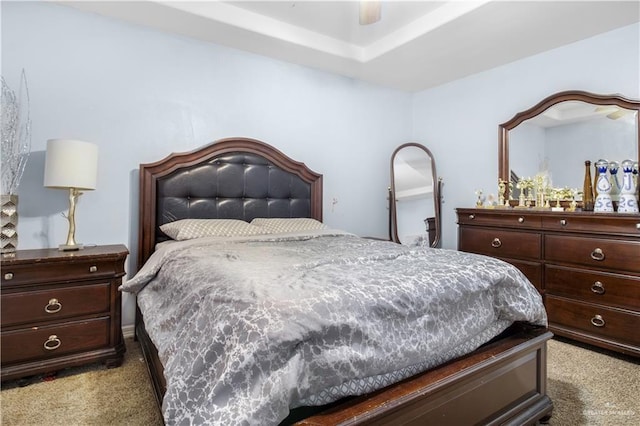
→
(44, 139, 98, 190)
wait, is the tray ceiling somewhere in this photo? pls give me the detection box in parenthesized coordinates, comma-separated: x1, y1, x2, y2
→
(58, 1, 640, 92)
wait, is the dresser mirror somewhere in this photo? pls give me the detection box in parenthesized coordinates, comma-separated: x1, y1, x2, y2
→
(499, 91, 640, 202)
(389, 143, 441, 247)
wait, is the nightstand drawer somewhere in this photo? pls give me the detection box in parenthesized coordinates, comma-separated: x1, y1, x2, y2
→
(1, 259, 117, 286)
(1, 282, 110, 327)
(1, 317, 110, 364)
(545, 235, 640, 273)
(546, 296, 640, 347)
(458, 227, 541, 260)
(546, 265, 640, 310)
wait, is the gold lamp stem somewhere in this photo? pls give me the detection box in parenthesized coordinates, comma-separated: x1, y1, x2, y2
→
(61, 187, 83, 250)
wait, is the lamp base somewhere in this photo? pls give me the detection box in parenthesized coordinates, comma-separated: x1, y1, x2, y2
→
(58, 243, 83, 251)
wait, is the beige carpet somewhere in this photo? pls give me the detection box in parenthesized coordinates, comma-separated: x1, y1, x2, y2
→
(1, 338, 163, 426)
(1, 337, 638, 425)
(546, 337, 639, 426)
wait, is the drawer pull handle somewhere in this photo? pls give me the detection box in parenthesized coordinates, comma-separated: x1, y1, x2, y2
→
(591, 281, 605, 295)
(590, 248, 605, 261)
(89, 265, 98, 273)
(560, 219, 567, 226)
(469, 214, 475, 220)
(491, 238, 502, 248)
(4, 272, 13, 280)
(44, 335, 61, 351)
(44, 298, 62, 314)
(590, 315, 605, 328)
(518, 217, 524, 223)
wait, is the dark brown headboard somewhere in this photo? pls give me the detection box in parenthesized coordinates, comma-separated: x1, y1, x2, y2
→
(137, 137, 323, 270)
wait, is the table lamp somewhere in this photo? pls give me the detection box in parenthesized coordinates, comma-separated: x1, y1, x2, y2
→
(44, 139, 98, 250)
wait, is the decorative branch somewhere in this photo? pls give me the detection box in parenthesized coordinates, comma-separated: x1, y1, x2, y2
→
(1, 69, 31, 195)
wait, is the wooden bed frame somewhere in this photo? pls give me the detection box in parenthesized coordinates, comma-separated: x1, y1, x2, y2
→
(135, 137, 553, 425)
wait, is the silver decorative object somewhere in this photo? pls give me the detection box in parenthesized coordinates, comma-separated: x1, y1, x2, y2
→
(1, 70, 31, 253)
(1, 195, 18, 254)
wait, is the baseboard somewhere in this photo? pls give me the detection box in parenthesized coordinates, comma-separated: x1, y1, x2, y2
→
(122, 324, 135, 339)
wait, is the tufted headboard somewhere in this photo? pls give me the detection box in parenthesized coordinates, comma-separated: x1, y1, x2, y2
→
(137, 137, 323, 270)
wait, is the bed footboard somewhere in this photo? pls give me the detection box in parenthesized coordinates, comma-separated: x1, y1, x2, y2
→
(136, 313, 552, 425)
(296, 325, 553, 425)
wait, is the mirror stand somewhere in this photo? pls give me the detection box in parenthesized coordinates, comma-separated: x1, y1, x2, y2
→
(389, 143, 442, 247)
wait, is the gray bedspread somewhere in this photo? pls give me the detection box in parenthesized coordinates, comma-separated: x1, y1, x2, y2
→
(121, 230, 547, 425)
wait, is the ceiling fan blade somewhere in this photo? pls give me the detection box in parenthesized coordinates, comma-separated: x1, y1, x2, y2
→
(360, 1, 381, 25)
(594, 105, 615, 113)
(595, 105, 627, 119)
(607, 109, 627, 120)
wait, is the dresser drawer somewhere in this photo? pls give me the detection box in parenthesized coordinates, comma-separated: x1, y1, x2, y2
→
(458, 210, 542, 229)
(1, 282, 110, 327)
(545, 235, 640, 273)
(546, 296, 640, 347)
(502, 259, 542, 292)
(459, 227, 541, 260)
(1, 259, 117, 287)
(542, 214, 640, 235)
(546, 265, 640, 310)
(1, 317, 110, 364)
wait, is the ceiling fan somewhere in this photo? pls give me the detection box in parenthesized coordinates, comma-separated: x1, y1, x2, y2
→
(360, 1, 382, 25)
(594, 105, 630, 120)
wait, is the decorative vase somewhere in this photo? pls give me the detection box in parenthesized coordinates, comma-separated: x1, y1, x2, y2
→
(617, 159, 639, 213)
(582, 160, 594, 211)
(634, 162, 639, 201)
(608, 161, 621, 206)
(593, 162, 600, 198)
(594, 160, 613, 212)
(1, 194, 18, 254)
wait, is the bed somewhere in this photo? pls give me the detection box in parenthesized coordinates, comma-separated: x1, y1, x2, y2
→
(125, 137, 553, 425)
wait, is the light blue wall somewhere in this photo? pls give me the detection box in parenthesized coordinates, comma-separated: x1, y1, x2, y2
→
(412, 22, 639, 249)
(2, 2, 412, 325)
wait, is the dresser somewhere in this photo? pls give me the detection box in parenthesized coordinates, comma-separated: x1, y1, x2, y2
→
(457, 208, 640, 357)
(1, 244, 128, 381)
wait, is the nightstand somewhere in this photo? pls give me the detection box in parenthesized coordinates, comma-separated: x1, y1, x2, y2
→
(1, 244, 129, 381)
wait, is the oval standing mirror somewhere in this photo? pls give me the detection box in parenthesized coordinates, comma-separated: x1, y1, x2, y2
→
(499, 91, 640, 204)
(389, 143, 441, 247)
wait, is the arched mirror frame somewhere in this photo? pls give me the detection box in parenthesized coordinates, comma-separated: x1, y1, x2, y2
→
(499, 90, 640, 200)
(389, 142, 442, 248)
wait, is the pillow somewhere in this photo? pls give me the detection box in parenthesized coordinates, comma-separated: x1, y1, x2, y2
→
(250, 218, 327, 234)
(160, 219, 270, 241)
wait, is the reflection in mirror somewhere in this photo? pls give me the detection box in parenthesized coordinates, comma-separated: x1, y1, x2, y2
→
(389, 143, 441, 247)
(510, 101, 637, 191)
(500, 91, 640, 205)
